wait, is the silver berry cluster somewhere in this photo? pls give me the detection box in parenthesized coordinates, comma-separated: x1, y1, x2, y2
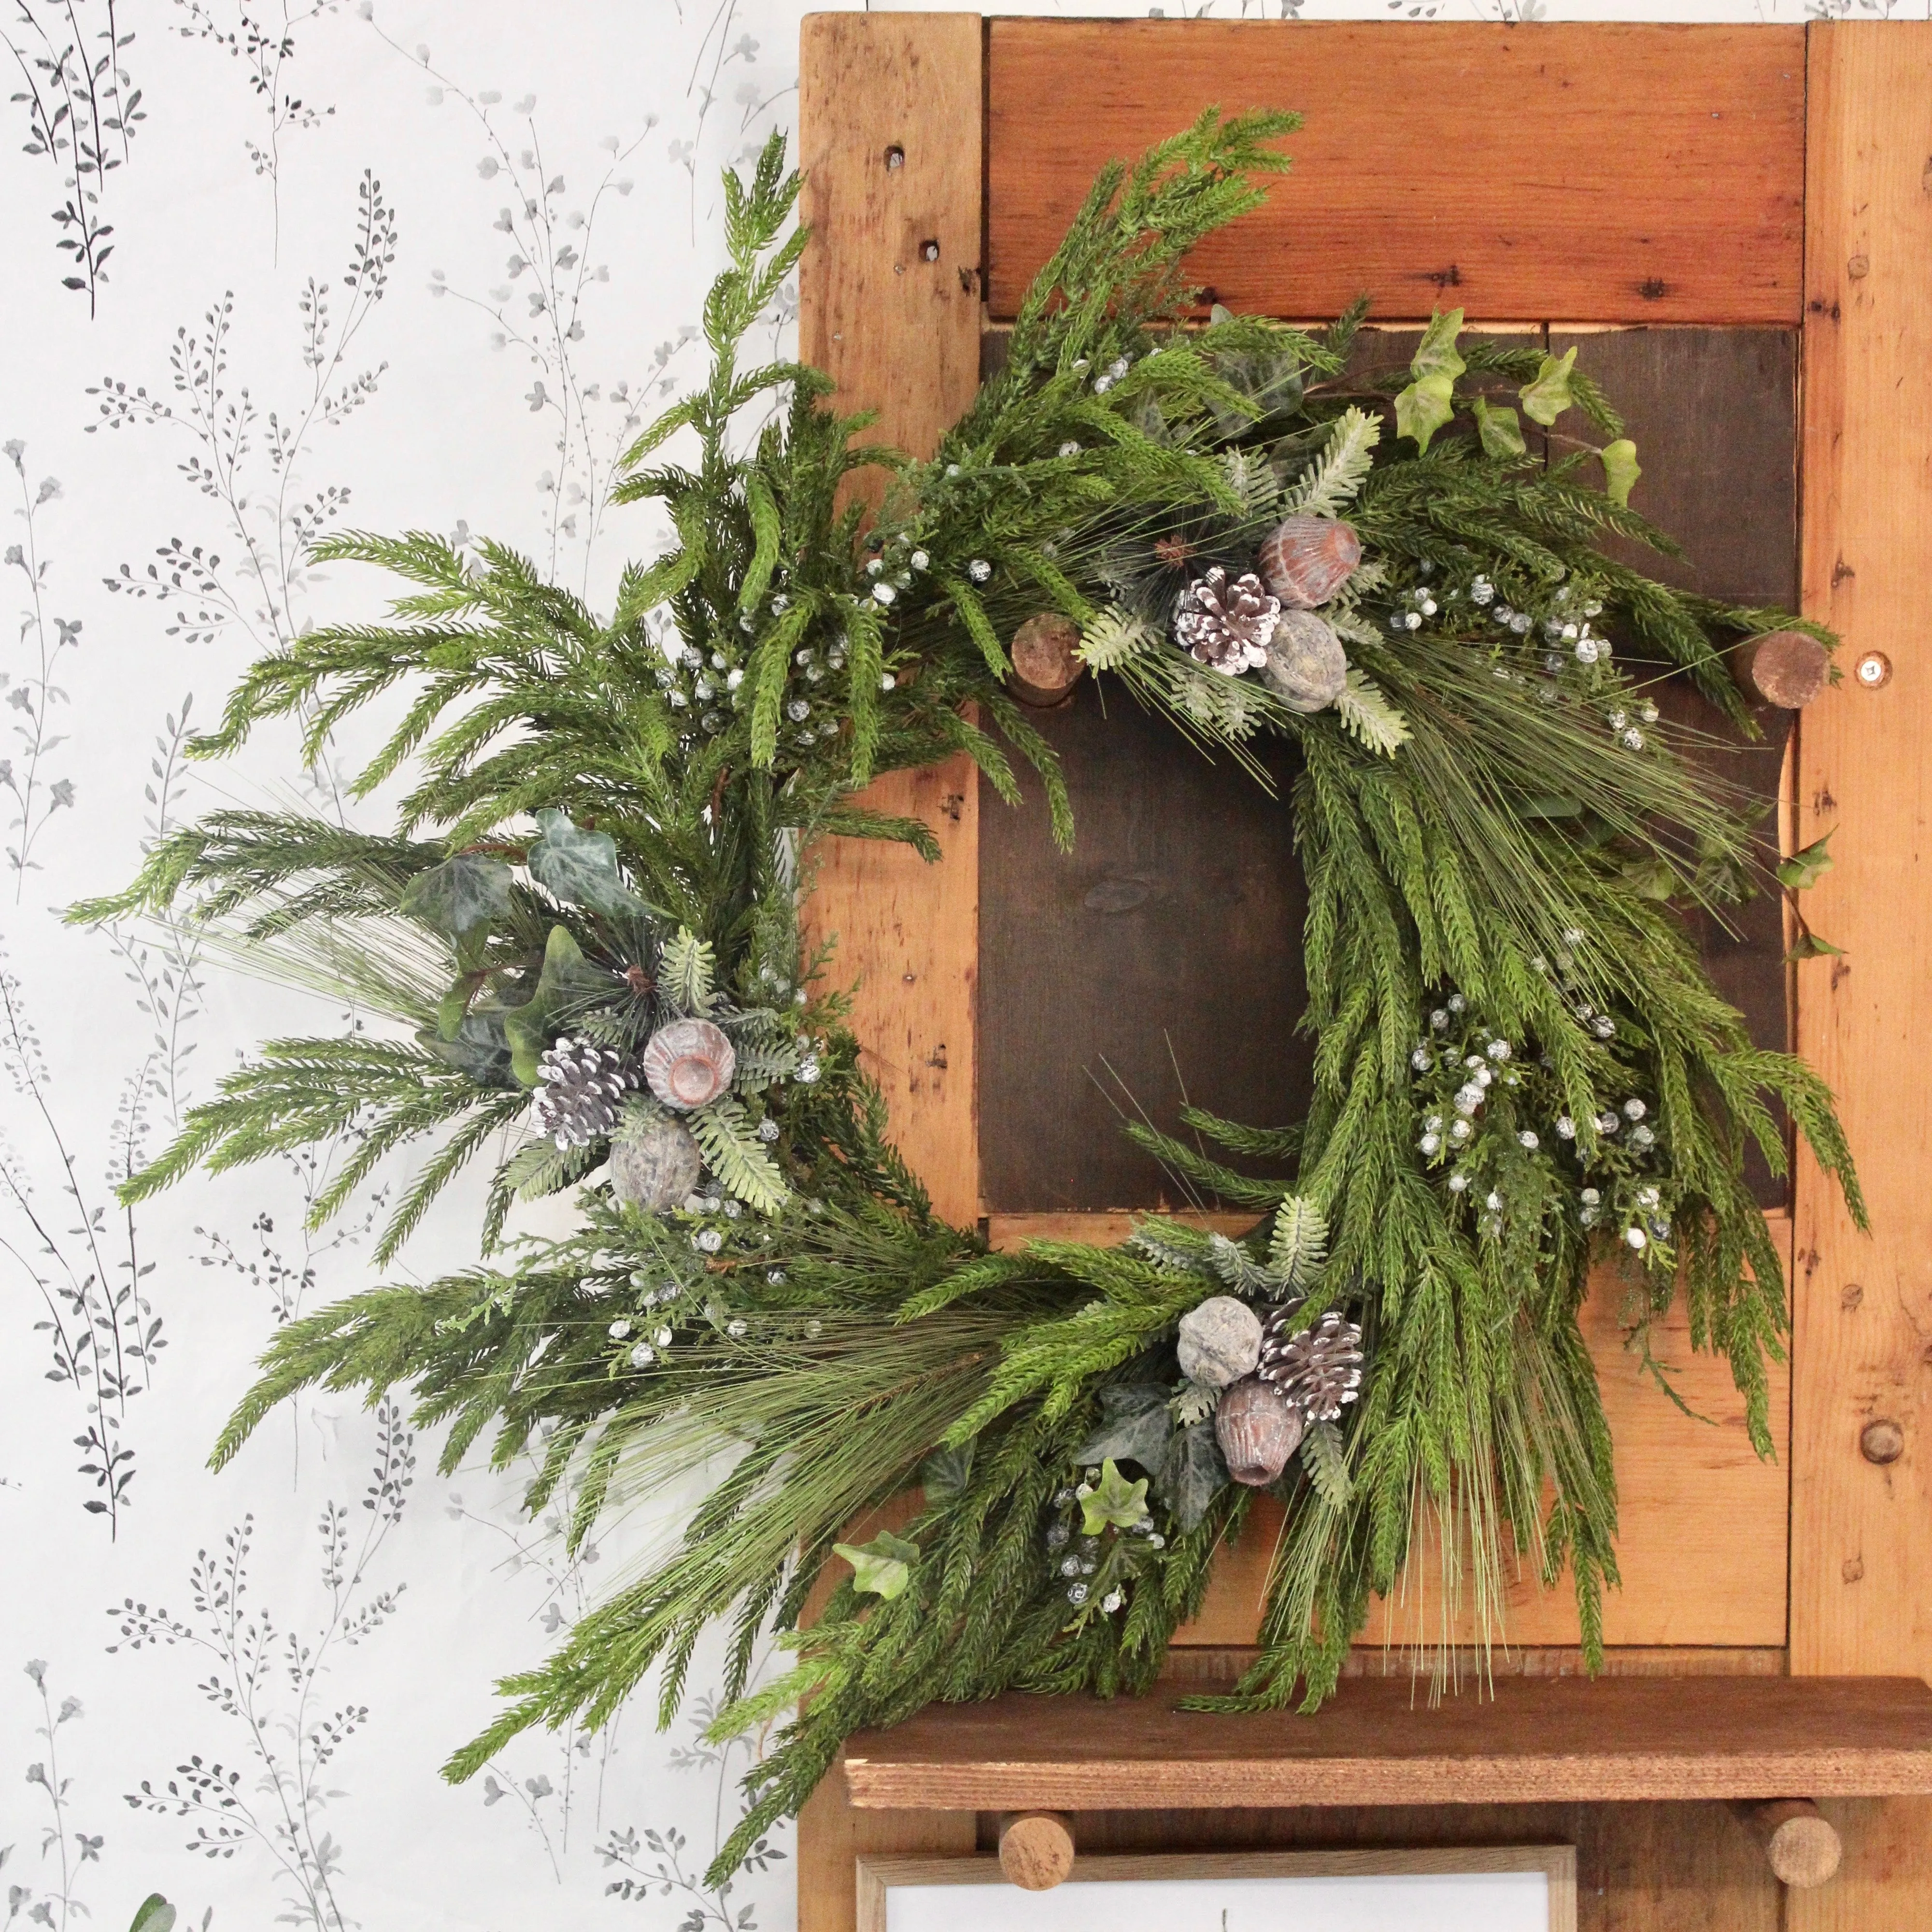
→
(1040, 1474, 1162, 1624)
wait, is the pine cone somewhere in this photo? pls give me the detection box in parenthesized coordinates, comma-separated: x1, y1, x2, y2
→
(1258, 1307, 1365, 1422)
(530, 1036, 640, 1149)
(1172, 566, 1280, 675)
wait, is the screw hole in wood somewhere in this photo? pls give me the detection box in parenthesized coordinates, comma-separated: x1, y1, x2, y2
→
(883, 143, 904, 171)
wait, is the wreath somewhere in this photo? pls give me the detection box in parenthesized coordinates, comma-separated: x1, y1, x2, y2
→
(80, 114, 1862, 1886)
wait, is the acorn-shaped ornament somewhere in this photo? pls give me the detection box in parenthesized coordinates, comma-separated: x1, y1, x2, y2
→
(609, 1114, 705, 1212)
(1214, 1376, 1305, 1487)
(641, 1017, 737, 1111)
(1262, 609, 1349, 714)
(1258, 515, 1362, 610)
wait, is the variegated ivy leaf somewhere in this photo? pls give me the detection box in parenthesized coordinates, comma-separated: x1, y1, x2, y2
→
(1599, 438, 1641, 507)
(527, 808, 644, 917)
(834, 1529, 920, 1601)
(1471, 396, 1527, 460)
(400, 852, 513, 936)
(1079, 1458, 1150, 1536)
(1073, 1385, 1173, 1478)
(1393, 308, 1465, 452)
(1159, 1420, 1228, 1532)
(1520, 346, 1579, 426)
(920, 1442, 974, 1503)
(1776, 830, 1834, 892)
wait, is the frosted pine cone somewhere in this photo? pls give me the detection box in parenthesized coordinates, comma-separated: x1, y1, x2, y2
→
(1173, 566, 1281, 675)
(1258, 1307, 1365, 1422)
(531, 1037, 639, 1149)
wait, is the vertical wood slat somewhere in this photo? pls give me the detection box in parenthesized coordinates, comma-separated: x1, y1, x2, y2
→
(796, 12, 984, 1229)
(795, 20, 986, 1929)
(1791, 20, 1932, 1932)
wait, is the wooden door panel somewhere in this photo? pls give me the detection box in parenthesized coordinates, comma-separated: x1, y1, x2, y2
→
(988, 21, 1806, 326)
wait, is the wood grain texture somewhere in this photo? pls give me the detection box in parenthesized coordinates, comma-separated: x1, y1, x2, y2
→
(1790, 21, 1932, 1932)
(799, 1772, 974, 1932)
(1189, 1218, 1794, 1648)
(859, 1846, 1577, 1932)
(988, 21, 1805, 324)
(840, 1675, 1932, 1812)
(796, 13, 984, 1225)
(976, 684, 1311, 1212)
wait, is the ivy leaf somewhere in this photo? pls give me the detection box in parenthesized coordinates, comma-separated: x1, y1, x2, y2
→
(419, 1013, 515, 1088)
(1471, 396, 1527, 460)
(527, 808, 643, 917)
(1519, 345, 1578, 426)
(833, 1529, 920, 1601)
(919, 1442, 974, 1504)
(1599, 437, 1641, 507)
(400, 852, 513, 937)
(1072, 1385, 1173, 1479)
(1787, 930, 1845, 961)
(1393, 374, 1456, 452)
(1159, 1421, 1229, 1533)
(1777, 830, 1834, 892)
(1079, 1458, 1150, 1536)
(1393, 307, 1465, 452)
(129, 1899, 177, 1932)
(502, 926, 609, 1085)
(1621, 856, 1678, 901)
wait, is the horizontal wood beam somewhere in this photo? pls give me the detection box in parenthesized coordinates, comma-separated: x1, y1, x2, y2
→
(843, 1676, 1932, 1812)
(989, 21, 1805, 324)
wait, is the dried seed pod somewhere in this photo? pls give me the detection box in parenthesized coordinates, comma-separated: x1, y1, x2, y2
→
(609, 1115, 705, 1212)
(1214, 1376, 1305, 1488)
(1177, 1295, 1264, 1390)
(1262, 608, 1349, 714)
(1258, 514, 1363, 610)
(641, 1017, 737, 1111)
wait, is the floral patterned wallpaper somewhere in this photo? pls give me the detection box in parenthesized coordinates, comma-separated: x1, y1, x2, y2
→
(0, 2, 1922, 1929)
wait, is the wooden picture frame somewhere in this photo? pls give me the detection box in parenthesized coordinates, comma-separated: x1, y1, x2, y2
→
(857, 1847, 1578, 1932)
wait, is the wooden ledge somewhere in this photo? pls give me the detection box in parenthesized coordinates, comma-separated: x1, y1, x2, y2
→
(841, 1676, 1932, 1811)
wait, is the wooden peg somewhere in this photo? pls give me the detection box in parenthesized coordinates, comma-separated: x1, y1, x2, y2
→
(1008, 613, 1084, 708)
(1728, 1799, 1843, 1889)
(1731, 628, 1831, 710)
(997, 1810, 1076, 1890)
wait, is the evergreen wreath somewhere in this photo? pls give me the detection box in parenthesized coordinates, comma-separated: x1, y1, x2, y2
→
(77, 115, 1863, 1885)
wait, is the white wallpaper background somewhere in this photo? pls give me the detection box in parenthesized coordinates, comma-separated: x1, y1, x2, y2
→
(0, 2, 1922, 1929)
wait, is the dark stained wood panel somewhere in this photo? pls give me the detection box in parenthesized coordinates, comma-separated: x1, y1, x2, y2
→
(979, 328, 1798, 1213)
(1560, 329, 1798, 1205)
(988, 22, 1806, 325)
(977, 685, 1311, 1213)
(843, 1676, 1932, 1812)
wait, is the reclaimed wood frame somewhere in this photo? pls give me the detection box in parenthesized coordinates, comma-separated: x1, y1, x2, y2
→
(795, 15, 1932, 1931)
(855, 1845, 1579, 1932)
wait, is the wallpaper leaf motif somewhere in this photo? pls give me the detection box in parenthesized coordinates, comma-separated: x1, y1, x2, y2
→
(3, 445, 79, 896)
(2, 0, 143, 313)
(109, 1401, 416, 1932)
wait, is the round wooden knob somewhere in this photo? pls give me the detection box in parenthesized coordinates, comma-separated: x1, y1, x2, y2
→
(1008, 614, 1084, 708)
(1732, 628, 1831, 710)
(1861, 1417, 1905, 1465)
(1731, 1800, 1843, 1889)
(997, 1810, 1075, 1890)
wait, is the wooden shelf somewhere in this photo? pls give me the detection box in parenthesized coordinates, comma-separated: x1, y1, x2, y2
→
(841, 1677, 1932, 1811)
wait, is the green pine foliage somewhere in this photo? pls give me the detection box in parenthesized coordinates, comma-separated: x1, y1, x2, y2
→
(71, 115, 1865, 1889)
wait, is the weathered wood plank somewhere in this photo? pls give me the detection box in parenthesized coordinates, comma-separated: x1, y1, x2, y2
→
(841, 1675, 1932, 1811)
(1790, 20, 1932, 1932)
(1191, 1216, 1794, 1648)
(796, 12, 983, 1226)
(988, 21, 1806, 325)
